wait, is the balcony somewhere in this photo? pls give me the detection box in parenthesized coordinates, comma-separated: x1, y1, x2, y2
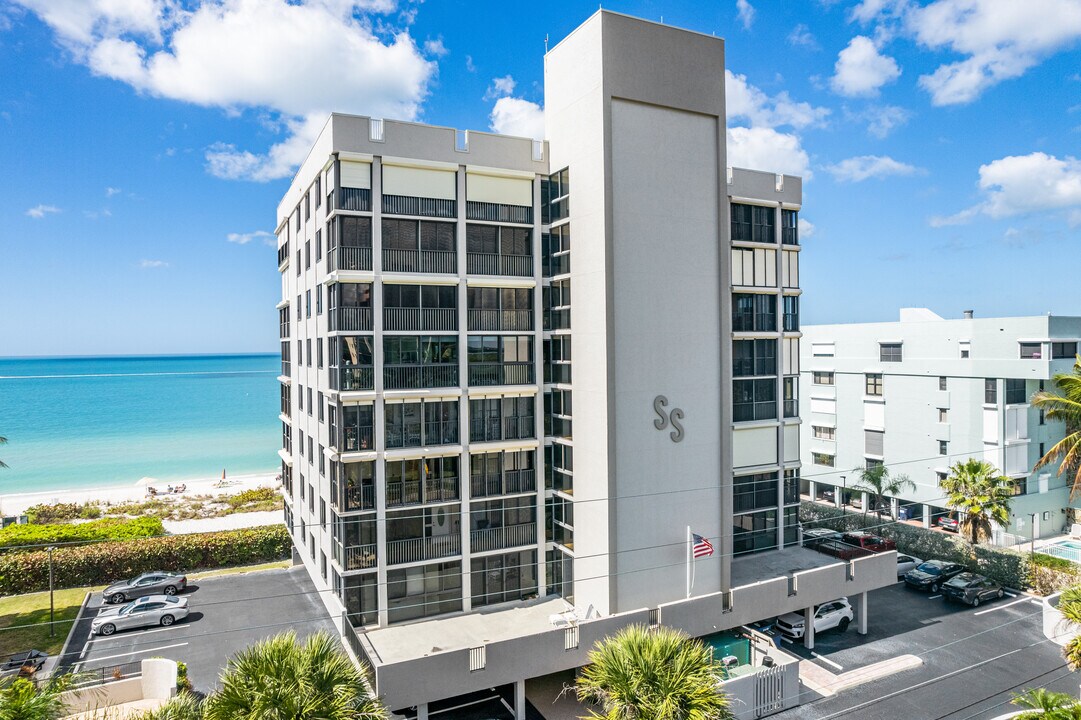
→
(544, 363, 571, 385)
(339, 187, 372, 212)
(335, 484, 375, 513)
(543, 254, 570, 278)
(425, 477, 460, 503)
(383, 195, 456, 219)
(466, 253, 533, 277)
(387, 481, 422, 507)
(543, 309, 570, 331)
(335, 365, 374, 392)
(467, 309, 533, 332)
(383, 307, 458, 332)
(469, 362, 534, 387)
(383, 364, 458, 390)
(331, 307, 373, 332)
(470, 417, 534, 444)
(465, 201, 533, 224)
(386, 534, 462, 565)
(277, 241, 289, 268)
(382, 248, 457, 274)
(329, 246, 373, 272)
(470, 522, 536, 553)
(340, 427, 374, 453)
(281, 360, 291, 377)
(470, 469, 536, 497)
(338, 543, 377, 571)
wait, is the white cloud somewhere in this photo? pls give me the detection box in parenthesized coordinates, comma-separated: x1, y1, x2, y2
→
(105, 186, 121, 197)
(227, 230, 276, 246)
(26, 204, 61, 218)
(787, 24, 818, 49)
(736, 0, 756, 30)
(862, 104, 910, 138)
(831, 36, 901, 97)
(484, 74, 516, 100)
(465, 55, 475, 73)
(933, 152, 1081, 225)
(84, 208, 113, 219)
(15, 0, 436, 181)
(826, 154, 920, 182)
(423, 38, 447, 57)
(798, 217, 816, 238)
(727, 126, 811, 179)
(489, 97, 544, 140)
(139, 259, 168, 268)
(725, 70, 830, 130)
(206, 113, 328, 181)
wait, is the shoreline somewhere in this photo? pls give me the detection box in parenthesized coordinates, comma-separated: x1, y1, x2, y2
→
(0, 471, 280, 517)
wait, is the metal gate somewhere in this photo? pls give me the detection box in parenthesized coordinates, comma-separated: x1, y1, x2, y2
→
(753, 665, 786, 717)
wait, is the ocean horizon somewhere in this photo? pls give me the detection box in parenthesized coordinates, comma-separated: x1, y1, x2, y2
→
(0, 353, 281, 496)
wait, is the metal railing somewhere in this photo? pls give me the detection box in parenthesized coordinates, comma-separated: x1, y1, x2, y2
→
(73, 661, 142, 688)
(383, 194, 456, 218)
(465, 201, 533, 224)
(386, 481, 422, 507)
(466, 253, 533, 277)
(343, 544, 377, 570)
(381, 248, 457, 274)
(469, 417, 534, 443)
(336, 484, 375, 512)
(383, 307, 457, 331)
(341, 614, 376, 684)
(340, 427, 374, 453)
(470, 522, 536, 553)
(336, 365, 374, 391)
(332, 306, 373, 332)
(424, 477, 459, 502)
(468, 362, 534, 386)
(339, 187, 372, 212)
(329, 246, 372, 272)
(470, 469, 535, 497)
(467, 309, 534, 331)
(383, 364, 458, 390)
(386, 534, 461, 565)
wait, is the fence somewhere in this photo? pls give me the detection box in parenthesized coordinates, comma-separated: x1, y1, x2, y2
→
(72, 661, 142, 687)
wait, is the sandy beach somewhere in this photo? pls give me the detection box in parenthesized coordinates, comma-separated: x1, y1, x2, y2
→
(0, 471, 280, 517)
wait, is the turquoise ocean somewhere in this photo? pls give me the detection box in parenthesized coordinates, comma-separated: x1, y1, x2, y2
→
(0, 354, 281, 495)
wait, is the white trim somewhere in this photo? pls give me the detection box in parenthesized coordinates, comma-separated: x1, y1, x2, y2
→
(465, 165, 537, 180)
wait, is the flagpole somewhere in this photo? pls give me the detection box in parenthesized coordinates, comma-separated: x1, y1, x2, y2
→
(690, 536, 697, 596)
(686, 526, 691, 599)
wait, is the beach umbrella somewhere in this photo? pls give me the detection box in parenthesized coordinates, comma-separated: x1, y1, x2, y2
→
(135, 477, 158, 486)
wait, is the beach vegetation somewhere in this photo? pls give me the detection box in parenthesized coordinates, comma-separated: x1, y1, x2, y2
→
(25, 488, 282, 525)
(132, 692, 205, 720)
(24, 502, 102, 524)
(0, 435, 7, 470)
(0, 516, 163, 550)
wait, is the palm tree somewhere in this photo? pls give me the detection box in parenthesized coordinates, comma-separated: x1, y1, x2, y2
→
(1011, 687, 1081, 719)
(202, 630, 384, 720)
(133, 692, 205, 720)
(939, 459, 1014, 545)
(1033, 355, 1081, 498)
(0, 435, 8, 469)
(851, 464, 915, 520)
(1057, 586, 1081, 671)
(575, 625, 732, 720)
(0, 674, 73, 720)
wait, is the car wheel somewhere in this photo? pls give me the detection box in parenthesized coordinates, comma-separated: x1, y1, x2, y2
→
(110, 593, 126, 604)
(838, 617, 850, 632)
(997, 589, 1004, 599)
(100, 623, 116, 636)
(931, 583, 940, 593)
(163, 585, 177, 596)
(160, 615, 175, 627)
(972, 597, 980, 608)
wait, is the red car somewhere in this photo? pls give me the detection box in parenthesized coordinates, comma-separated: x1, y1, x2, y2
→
(841, 531, 896, 553)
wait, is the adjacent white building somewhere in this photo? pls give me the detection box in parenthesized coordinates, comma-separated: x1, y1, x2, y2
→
(800, 308, 1081, 538)
(275, 10, 895, 717)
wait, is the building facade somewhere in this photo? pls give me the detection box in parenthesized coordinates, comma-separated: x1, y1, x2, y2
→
(799, 308, 1081, 538)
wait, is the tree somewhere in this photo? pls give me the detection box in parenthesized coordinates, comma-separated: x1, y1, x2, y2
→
(133, 692, 204, 720)
(0, 674, 73, 720)
(202, 630, 384, 720)
(1033, 355, 1081, 499)
(0, 435, 7, 469)
(575, 625, 732, 720)
(939, 459, 1013, 545)
(851, 464, 915, 520)
(1011, 687, 1081, 719)
(1057, 586, 1081, 672)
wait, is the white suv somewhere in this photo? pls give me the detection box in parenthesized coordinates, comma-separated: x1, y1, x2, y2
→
(775, 598, 854, 639)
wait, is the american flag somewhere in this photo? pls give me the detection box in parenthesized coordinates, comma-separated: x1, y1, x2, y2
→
(692, 533, 714, 559)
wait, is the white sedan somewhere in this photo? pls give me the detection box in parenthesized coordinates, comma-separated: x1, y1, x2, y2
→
(897, 553, 923, 579)
(775, 598, 854, 639)
(91, 595, 189, 636)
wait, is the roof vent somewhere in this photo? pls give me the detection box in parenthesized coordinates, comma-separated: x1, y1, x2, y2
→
(963, 310, 974, 319)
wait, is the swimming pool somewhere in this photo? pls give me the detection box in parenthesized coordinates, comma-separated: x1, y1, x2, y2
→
(1043, 540, 1081, 564)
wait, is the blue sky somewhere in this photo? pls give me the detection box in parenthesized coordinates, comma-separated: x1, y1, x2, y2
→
(1, 0, 1079, 356)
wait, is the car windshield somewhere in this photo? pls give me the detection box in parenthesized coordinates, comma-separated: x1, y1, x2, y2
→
(118, 603, 136, 616)
(165, 596, 179, 604)
(916, 563, 942, 575)
(950, 573, 977, 586)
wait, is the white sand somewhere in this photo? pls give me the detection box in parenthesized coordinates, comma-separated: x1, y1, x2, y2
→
(0, 472, 280, 517)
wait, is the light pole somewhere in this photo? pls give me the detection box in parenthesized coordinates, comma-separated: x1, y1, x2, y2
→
(1030, 512, 1037, 558)
(841, 475, 847, 509)
(47, 546, 56, 638)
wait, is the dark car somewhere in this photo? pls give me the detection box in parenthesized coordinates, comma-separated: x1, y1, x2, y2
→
(841, 531, 897, 553)
(937, 516, 960, 533)
(904, 560, 967, 592)
(2, 650, 47, 677)
(942, 572, 1004, 607)
(103, 571, 188, 604)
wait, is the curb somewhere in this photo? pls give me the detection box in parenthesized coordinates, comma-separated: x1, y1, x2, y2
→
(53, 591, 91, 675)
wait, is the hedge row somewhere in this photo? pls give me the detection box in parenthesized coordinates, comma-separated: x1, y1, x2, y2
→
(0, 516, 164, 549)
(0, 524, 290, 595)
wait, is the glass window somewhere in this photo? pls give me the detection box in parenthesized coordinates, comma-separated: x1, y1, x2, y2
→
(733, 472, 778, 513)
(471, 550, 538, 607)
(1052, 342, 1077, 359)
(939, 440, 948, 456)
(812, 452, 835, 467)
(782, 296, 799, 332)
(865, 373, 883, 396)
(938, 408, 948, 422)
(733, 509, 778, 555)
(879, 343, 903, 362)
(733, 294, 776, 332)
(939, 376, 947, 391)
(985, 379, 998, 404)
(733, 339, 777, 377)
(812, 371, 834, 385)
(1005, 378, 1027, 405)
(733, 379, 776, 422)
(386, 561, 462, 624)
(812, 426, 835, 440)
(1019, 343, 1043, 359)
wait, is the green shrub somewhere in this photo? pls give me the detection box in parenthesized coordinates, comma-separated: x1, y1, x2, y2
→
(175, 661, 193, 692)
(0, 525, 290, 595)
(0, 516, 164, 549)
(223, 487, 280, 509)
(24, 502, 102, 524)
(1032, 553, 1078, 572)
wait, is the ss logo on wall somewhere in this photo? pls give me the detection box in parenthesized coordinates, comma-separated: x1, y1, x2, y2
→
(653, 395, 685, 443)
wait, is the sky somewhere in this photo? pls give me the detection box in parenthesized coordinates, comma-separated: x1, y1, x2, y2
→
(1, 0, 1079, 357)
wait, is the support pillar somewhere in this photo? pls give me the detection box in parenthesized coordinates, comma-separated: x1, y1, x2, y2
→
(515, 679, 526, 720)
(891, 497, 900, 520)
(803, 606, 815, 650)
(808, 480, 817, 503)
(835, 488, 842, 509)
(858, 591, 868, 635)
(923, 505, 932, 529)
(417, 704, 428, 720)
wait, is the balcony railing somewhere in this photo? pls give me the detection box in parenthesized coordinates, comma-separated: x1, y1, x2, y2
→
(470, 522, 536, 553)
(335, 365, 374, 392)
(383, 194, 456, 218)
(383, 307, 458, 332)
(425, 477, 459, 503)
(341, 543, 377, 571)
(470, 469, 536, 497)
(329, 246, 372, 272)
(386, 481, 422, 507)
(381, 248, 457, 274)
(467, 309, 533, 331)
(469, 362, 534, 386)
(469, 417, 534, 443)
(465, 201, 533, 224)
(335, 484, 375, 512)
(331, 306, 373, 332)
(384, 364, 458, 390)
(340, 427, 374, 453)
(466, 253, 533, 277)
(339, 187, 372, 212)
(386, 534, 461, 565)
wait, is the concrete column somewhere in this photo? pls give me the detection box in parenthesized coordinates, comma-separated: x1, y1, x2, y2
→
(891, 497, 900, 520)
(922, 505, 932, 529)
(861, 492, 869, 514)
(858, 592, 868, 635)
(808, 480, 816, 502)
(515, 679, 526, 720)
(416, 703, 429, 720)
(835, 487, 842, 509)
(803, 606, 815, 650)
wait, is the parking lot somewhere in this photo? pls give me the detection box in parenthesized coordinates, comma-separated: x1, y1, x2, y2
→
(72, 565, 336, 691)
(776, 580, 1069, 719)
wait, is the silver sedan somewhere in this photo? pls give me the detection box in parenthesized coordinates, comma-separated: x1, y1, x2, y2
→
(91, 595, 189, 636)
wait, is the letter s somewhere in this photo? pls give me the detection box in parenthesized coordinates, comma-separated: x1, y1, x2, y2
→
(653, 395, 669, 430)
(670, 408, 685, 443)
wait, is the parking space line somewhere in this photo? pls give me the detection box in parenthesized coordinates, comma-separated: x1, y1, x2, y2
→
(1032, 599, 1045, 606)
(83, 642, 188, 665)
(928, 594, 942, 600)
(778, 635, 793, 644)
(812, 652, 844, 671)
(426, 696, 501, 718)
(1005, 591, 1017, 598)
(973, 597, 1032, 616)
(87, 624, 190, 643)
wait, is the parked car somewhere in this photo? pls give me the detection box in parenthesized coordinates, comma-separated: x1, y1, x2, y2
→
(941, 572, 1005, 607)
(841, 531, 897, 553)
(91, 595, 190, 636)
(103, 571, 187, 604)
(819, 489, 836, 503)
(776, 598, 854, 639)
(937, 516, 960, 533)
(896, 553, 923, 579)
(904, 560, 967, 592)
(802, 528, 842, 547)
(1, 649, 47, 677)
